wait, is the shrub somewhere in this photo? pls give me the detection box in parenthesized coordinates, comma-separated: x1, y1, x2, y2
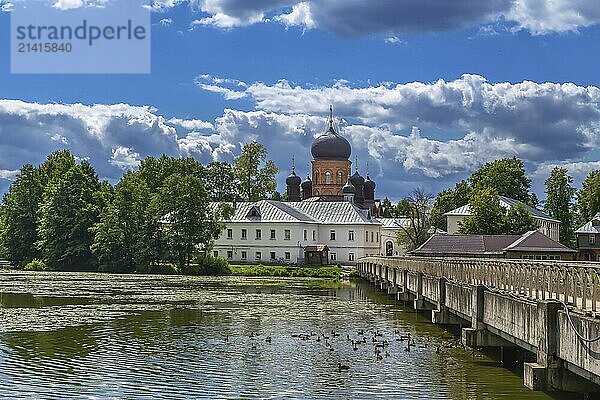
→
(136, 263, 179, 275)
(24, 259, 49, 271)
(184, 256, 231, 276)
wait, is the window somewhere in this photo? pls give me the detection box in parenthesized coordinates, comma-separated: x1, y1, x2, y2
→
(270, 229, 276, 240)
(331, 253, 337, 261)
(284, 229, 291, 240)
(376, 232, 379, 242)
(337, 171, 343, 184)
(256, 229, 262, 240)
(227, 251, 233, 260)
(241, 251, 247, 260)
(330, 230, 336, 241)
(241, 229, 247, 240)
(312, 230, 316, 241)
(325, 171, 331, 184)
(366, 231, 369, 242)
(590, 235, 596, 245)
(371, 232, 374, 242)
(270, 251, 276, 260)
(348, 230, 355, 241)
(349, 252, 355, 262)
(285, 252, 291, 260)
(213, 251, 219, 257)
(304, 230, 307, 241)
(255, 252, 262, 260)
(227, 229, 233, 239)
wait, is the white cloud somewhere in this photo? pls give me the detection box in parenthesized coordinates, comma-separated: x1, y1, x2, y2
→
(167, 117, 213, 131)
(159, 18, 173, 26)
(275, 2, 315, 30)
(110, 146, 142, 170)
(0, 169, 19, 181)
(384, 36, 405, 45)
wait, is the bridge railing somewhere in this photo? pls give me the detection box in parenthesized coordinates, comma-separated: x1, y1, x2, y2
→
(359, 256, 600, 314)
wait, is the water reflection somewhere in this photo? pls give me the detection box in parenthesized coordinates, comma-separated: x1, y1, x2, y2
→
(0, 272, 577, 399)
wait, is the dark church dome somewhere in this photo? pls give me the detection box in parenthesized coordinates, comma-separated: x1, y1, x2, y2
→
(301, 175, 312, 190)
(286, 170, 301, 186)
(342, 180, 356, 194)
(311, 126, 351, 160)
(364, 175, 375, 191)
(349, 170, 364, 187)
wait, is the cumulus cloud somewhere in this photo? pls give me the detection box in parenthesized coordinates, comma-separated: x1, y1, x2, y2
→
(4, 71, 600, 198)
(0, 169, 19, 181)
(159, 18, 173, 26)
(110, 147, 142, 170)
(167, 117, 214, 131)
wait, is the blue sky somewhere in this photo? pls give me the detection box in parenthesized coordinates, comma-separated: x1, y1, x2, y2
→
(2, 0, 600, 202)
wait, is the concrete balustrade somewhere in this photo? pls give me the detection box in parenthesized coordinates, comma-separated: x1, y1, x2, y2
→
(356, 256, 600, 394)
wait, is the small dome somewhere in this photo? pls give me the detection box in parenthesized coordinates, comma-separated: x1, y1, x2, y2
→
(349, 171, 364, 187)
(364, 175, 376, 191)
(301, 175, 312, 189)
(311, 126, 352, 160)
(286, 171, 301, 186)
(343, 181, 356, 194)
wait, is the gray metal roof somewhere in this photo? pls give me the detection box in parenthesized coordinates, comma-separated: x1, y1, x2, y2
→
(213, 200, 380, 225)
(443, 196, 559, 223)
(575, 212, 600, 234)
(412, 234, 520, 256)
(377, 218, 410, 229)
(411, 230, 575, 256)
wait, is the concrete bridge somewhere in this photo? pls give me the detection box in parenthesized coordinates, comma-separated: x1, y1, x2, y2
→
(357, 256, 600, 394)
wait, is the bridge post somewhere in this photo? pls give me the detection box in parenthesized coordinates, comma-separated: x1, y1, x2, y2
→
(397, 268, 413, 302)
(462, 285, 512, 348)
(432, 277, 465, 325)
(523, 300, 598, 392)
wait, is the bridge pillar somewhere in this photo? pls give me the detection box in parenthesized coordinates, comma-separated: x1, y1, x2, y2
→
(524, 301, 599, 393)
(397, 269, 413, 302)
(432, 277, 465, 325)
(462, 285, 512, 348)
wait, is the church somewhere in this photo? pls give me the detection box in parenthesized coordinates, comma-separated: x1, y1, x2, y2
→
(211, 107, 405, 265)
(284, 106, 379, 214)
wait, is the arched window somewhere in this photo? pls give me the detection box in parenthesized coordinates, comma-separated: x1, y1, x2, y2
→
(325, 172, 331, 185)
(337, 171, 343, 184)
(386, 241, 394, 257)
(314, 170, 319, 184)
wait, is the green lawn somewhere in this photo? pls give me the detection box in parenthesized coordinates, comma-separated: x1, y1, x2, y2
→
(229, 264, 341, 278)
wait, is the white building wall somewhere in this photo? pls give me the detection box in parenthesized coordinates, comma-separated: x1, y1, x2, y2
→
(380, 228, 406, 256)
(213, 221, 381, 265)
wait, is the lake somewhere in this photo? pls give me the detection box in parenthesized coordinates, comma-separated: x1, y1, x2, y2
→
(0, 271, 573, 399)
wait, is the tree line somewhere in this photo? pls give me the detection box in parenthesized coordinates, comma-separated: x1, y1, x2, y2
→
(0, 142, 278, 273)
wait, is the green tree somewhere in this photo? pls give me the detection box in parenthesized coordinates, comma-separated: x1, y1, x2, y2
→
(0, 165, 43, 265)
(544, 167, 575, 246)
(92, 171, 156, 273)
(396, 188, 433, 252)
(234, 142, 278, 201)
(139, 155, 206, 193)
(576, 170, 600, 225)
(458, 188, 505, 235)
(205, 162, 238, 201)
(37, 149, 77, 187)
(37, 162, 102, 271)
(502, 203, 538, 235)
(469, 157, 536, 205)
(430, 180, 471, 231)
(153, 174, 222, 270)
(381, 197, 394, 217)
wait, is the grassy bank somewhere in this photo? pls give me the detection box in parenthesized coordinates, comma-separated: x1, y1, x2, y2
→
(229, 264, 341, 278)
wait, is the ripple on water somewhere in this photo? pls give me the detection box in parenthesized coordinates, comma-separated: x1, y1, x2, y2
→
(0, 272, 573, 400)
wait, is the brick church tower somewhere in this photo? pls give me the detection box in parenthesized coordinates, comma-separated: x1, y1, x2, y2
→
(310, 106, 352, 197)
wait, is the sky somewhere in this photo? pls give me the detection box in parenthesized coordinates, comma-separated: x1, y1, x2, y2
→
(2, 0, 600, 202)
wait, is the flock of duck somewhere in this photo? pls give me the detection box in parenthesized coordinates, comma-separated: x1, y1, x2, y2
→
(235, 328, 462, 371)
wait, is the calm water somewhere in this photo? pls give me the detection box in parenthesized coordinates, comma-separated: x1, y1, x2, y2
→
(0, 271, 573, 399)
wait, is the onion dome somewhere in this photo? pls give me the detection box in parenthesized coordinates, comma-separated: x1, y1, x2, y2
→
(364, 175, 375, 192)
(311, 106, 351, 160)
(343, 180, 356, 194)
(349, 170, 364, 187)
(301, 174, 312, 190)
(286, 170, 301, 186)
